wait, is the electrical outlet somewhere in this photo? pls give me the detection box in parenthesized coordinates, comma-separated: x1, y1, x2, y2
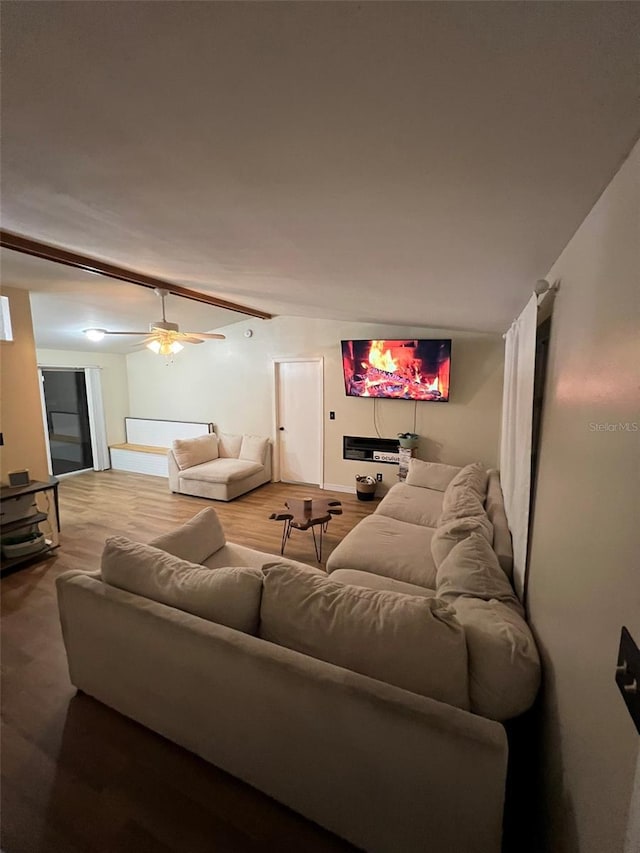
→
(376, 473, 383, 482)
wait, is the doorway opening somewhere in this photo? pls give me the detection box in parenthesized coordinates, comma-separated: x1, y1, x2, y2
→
(274, 358, 323, 487)
(40, 369, 94, 475)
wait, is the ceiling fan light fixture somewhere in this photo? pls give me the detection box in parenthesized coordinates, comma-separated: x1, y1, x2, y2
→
(85, 290, 223, 353)
(84, 328, 106, 342)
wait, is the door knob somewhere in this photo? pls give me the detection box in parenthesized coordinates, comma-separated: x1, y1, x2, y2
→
(279, 427, 285, 431)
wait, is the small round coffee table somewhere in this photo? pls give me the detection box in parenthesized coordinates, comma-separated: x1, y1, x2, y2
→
(269, 498, 342, 562)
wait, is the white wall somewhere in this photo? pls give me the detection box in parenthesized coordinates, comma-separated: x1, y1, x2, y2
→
(36, 349, 130, 445)
(126, 317, 503, 491)
(526, 141, 640, 852)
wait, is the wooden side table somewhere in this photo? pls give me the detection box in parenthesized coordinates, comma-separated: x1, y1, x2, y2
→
(270, 498, 342, 562)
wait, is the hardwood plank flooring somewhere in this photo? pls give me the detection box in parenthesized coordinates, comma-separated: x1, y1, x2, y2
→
(1, 471, 379, 853)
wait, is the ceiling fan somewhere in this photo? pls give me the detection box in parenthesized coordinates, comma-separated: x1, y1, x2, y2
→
(84, 288, 226, 355)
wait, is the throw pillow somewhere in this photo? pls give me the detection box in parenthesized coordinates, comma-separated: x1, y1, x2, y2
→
(444, 462, 488, 500)
(405, 458, 461, 492)
(101, 537, 262, 634)
(260, 564, 469, 710)
(172, 433, 218, 470)
(436, 532, 521, 612)
(149, 507, 226, 564)
(431, 515, 494, 569)
(217, 433, 243, 458)
(451, 597, 540, 721)
(239, 435, 269, 465)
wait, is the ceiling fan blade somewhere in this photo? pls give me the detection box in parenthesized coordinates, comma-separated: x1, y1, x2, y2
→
(184, 332, 226, 340)
(104, 330, 149, 336)
(181, 336, 205, 344)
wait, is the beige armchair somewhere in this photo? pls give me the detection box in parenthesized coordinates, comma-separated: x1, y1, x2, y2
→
(168, 432, 271, 501)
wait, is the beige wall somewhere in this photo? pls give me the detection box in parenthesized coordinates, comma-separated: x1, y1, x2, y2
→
(526, 141, 640, 852)
(36, 349, 130, 446)
(126, 317, 503, 491)
(0, 288, 49, 484)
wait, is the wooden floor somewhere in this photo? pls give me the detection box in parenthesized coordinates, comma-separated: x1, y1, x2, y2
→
(1, 471, 379, 853)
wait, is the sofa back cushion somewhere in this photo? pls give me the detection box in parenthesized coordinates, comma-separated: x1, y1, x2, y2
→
(431, 515, 494, 569)
(260, 565, 469, 710)
(217, 433, 243, 458)
(451, 597, 540, 721)
(444, 462, 489, 499)
(484, 470, 513, 579)
(148, 507, 225, 564)
(172, 434, 218, 470)
(239, 434, 269, 465)
(439, 485, 486, 524)
(405, 459, 461, 492)
(436, 533, 521, 612)
(101, 537, 262, 634)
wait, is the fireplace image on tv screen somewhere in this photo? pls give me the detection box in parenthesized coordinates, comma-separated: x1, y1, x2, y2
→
(341, 339, 451, 401)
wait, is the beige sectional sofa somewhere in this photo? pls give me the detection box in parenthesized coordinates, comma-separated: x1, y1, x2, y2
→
(326, 459, 539, 722)
(168, 431, 271, 501)
(57, 460, 540, 853)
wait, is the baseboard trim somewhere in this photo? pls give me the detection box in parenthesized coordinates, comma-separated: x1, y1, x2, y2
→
(322, 483, 355, 494)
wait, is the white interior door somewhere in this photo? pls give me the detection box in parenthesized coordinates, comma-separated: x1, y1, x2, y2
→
(275, 359, 323, 486)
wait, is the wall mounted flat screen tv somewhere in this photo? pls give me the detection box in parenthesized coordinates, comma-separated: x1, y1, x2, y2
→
(341, 339, 451, 401)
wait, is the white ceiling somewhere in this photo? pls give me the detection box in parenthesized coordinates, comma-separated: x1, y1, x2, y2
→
(1, 2, 639, 337)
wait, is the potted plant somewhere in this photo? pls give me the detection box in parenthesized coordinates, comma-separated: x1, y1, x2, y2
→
(397, 432, 419, 449)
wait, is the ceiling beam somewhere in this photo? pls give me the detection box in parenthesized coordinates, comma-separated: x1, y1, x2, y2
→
(0, 230, 273, 320)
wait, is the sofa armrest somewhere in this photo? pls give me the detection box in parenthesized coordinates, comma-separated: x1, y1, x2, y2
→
(167, 449, 180, 491)
(57, 572, 507, 853)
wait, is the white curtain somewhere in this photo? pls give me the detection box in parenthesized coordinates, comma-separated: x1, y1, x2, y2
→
(500, 293, 538, 601)
(84, 367, 110, 470)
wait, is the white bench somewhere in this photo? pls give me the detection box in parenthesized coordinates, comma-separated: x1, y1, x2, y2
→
(110, 418, 214, 478)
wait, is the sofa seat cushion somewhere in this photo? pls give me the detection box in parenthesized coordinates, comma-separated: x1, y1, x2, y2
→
(436, 533, 521, 613)
(202, 542, 323, 575)
(326, 514, 437, 589)
(376, 483, 444, 528)
(260, 565, 469, 710)
(149, 507, 226, 564)
(172, 433, 218, 470)
(451, 597, 540, 721)
(329, 569, 435, 598)
(179, 458, 263, 484)
(101, 537, 263, 634)
(405, 458, 461, 491)
(431, 515, 494, 569)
